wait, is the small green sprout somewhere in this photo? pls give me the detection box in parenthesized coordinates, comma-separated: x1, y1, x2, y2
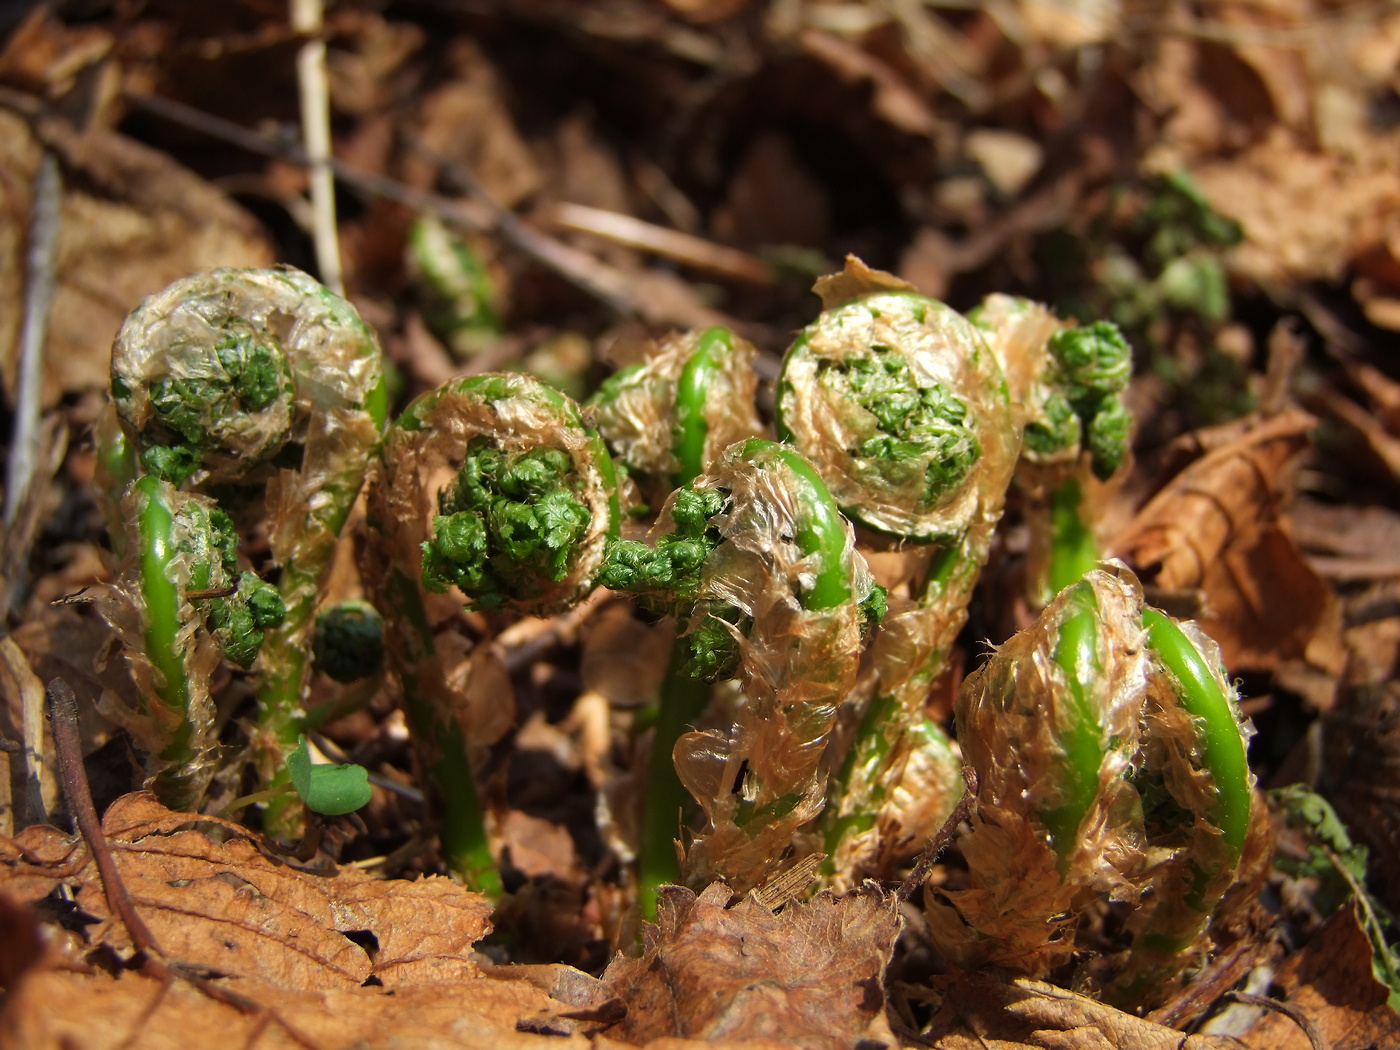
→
(286, 735, 373, 816)
(112, 318, 295, 486)
(223, 735, 372, 819)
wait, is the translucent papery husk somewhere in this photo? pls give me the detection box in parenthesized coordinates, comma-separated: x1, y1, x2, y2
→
(99, 481, 229, 810)
(972, 293, 1066, 434)
(824, 585, 967, 885)
(777, 285, 1018, 544)
(671, 445, 876, 893)
(587, 328, 764, 507)
(370, 375, 617, 617)
(1107, 621, 1259, 1005)
(927, 567, 1151, 974)
(111, 267, 382, 486)
(848, 715, 963, 878)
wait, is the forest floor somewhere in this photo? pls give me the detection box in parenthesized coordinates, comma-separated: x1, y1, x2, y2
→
(2, 1, 1400, 1048)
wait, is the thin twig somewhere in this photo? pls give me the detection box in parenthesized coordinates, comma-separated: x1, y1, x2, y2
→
(1223, 992, 1325, 1050)
(48, 677, 162, 956)
(897, 764, 976, 901)
(546, 201, 775, 285)
(112, 89, 493, 229)
(0, 414, 66, 617)
(46, 677, 323, 1048)
(109, 90, 644, 317)
(290, 0, 342, 295)
(5, 149, 61, 528)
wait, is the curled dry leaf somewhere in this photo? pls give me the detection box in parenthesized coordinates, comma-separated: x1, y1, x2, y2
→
(921, 973, 1245, 1050)
(1112, 407, 1343, 672)
(599, 882, 901, 1050)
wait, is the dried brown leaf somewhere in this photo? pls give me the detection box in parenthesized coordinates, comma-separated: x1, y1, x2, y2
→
(1112, 407, 1343, 672)
(0, 792, 490, 991)
(1190, 128, 1400, 287)
(0, 108, 274, 406)
(0, 969, 580, 1050)
(600, 882, 901, 1049)
(923, 973, 1242, 1050)
(1238, 901, 1400, 1050)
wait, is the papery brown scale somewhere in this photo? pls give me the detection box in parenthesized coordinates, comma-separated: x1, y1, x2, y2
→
(927, 568, 1151, 974)
(673, 447, 874, 893)
(587, 327, 763, 508)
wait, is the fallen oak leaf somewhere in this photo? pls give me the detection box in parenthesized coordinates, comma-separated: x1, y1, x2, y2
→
(598, 882, 902, 1050)
(1112, 406, 1343, 672)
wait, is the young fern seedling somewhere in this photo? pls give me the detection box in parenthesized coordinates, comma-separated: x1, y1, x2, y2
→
(925, 568, 1150, 974)
(600, 438, 882, 894)
(971, 295, 1133, 600)
(1106, 607, 1259, 1004)
(405, 213, 503, 360)
(587, 327, 765, 915)
(588, 326, 764, 512)
(99, 268, 385, 820)
(366, 372, 619, 894)
(773, 259, 1019, 882)
(927, 564, 1259, 1007)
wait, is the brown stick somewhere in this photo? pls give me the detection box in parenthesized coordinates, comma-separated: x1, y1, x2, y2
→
(46, 677, 322, 1047)
(897, 764, 977, 902)
(47, 677, 161, 957)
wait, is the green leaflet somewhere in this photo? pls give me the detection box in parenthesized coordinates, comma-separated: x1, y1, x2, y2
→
(287, 735, 372, 816)
(421, 438, 594, 608)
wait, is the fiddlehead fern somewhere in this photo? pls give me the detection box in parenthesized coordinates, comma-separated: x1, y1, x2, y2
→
(366, 372, 619, 893)
(775, 260, 1018, 882)
(100, 267, 385, 823)
(603, 438, 881, 893)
